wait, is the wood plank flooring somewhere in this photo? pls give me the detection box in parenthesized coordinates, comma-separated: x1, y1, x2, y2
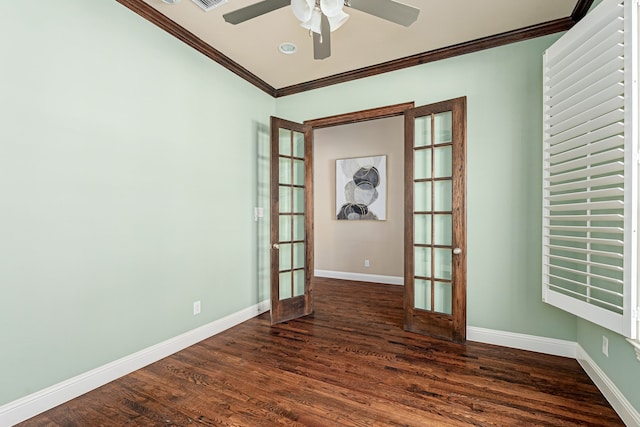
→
(19, 278, 623, 426)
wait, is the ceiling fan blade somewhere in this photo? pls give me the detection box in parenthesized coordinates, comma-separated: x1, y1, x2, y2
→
(223, 0, 290, 24)
(313, 13, 331, 60)
(347, 0, 419, 27)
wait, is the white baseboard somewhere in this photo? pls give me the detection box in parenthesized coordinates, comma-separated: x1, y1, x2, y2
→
(466, 326, 577, 358)
(576, 345, 640, 427)
(314, 269, 403, 285)
(0, 300, 270, 427)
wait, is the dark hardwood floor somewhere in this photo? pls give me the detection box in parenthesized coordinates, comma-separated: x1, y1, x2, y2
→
(20, 278, 623, 426)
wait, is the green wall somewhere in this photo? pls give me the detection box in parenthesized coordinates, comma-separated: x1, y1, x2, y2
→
(0, 1, 274, 405)
(1, 0, 638, 418)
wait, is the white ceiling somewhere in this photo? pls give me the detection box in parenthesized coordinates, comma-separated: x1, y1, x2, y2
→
(141, 0, 581, 90)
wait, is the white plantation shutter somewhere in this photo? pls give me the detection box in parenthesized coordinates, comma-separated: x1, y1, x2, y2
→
(542, 0, 638, 338)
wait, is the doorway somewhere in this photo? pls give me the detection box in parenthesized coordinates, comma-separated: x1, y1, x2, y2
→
(313, 116, 405, 285)
(270, 99, 467, 342)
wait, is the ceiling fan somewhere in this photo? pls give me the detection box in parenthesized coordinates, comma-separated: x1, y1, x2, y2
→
(222, 0, 420, 60)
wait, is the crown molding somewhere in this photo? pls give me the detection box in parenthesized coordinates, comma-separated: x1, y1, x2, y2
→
(275, 17, 574, 97)
(115, 0, 277, 97)
(116, 0, 595, 98)
(572, 0, 596, 23)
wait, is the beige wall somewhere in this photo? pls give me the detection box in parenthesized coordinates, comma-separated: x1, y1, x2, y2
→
(313, 116, 404, 278)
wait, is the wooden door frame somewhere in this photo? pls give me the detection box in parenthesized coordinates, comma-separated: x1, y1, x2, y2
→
(302, 102, 414, 303)
(304, 103, 415, 129)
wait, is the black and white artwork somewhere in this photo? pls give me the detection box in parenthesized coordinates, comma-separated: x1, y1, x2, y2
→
(336, 155, 386, 220)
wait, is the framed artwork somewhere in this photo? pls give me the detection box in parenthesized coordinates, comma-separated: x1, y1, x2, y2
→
(336, 155, 386, 220)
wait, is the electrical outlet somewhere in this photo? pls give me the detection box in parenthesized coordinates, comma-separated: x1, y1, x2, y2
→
(193, 300, 201, 315)
(364, 259, 370, 268)
(602, 336, 608, 357)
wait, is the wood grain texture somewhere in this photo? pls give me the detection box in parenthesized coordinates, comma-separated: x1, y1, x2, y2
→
(451, 97, 467, 343)
(304, 102, 415, 128)
(19, 278, 623, 426)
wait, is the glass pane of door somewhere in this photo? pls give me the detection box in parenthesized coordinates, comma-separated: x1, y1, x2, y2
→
(413, 111, 453, 315)
(278, 129, 305, 301)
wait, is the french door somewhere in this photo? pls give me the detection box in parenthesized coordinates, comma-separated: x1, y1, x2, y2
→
(404, 98, 467, 343)
(269, 100, 465, 340)
(270, 117, 314, 324)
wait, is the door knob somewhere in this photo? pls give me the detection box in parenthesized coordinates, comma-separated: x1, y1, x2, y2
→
(273, 243, 280, 249)
(453, 248, 462, 255)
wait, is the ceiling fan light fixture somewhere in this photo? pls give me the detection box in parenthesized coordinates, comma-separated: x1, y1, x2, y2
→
(319, 0, 343, 17)
(223, 0, 420, 60)
(161, 0, 181, 4)
(300, 6, 347, 33)
(291, 0, 315, 22)
(300, 7, 322, 34)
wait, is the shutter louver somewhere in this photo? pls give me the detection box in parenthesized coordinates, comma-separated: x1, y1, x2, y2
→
(542, 0, 638, 338)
